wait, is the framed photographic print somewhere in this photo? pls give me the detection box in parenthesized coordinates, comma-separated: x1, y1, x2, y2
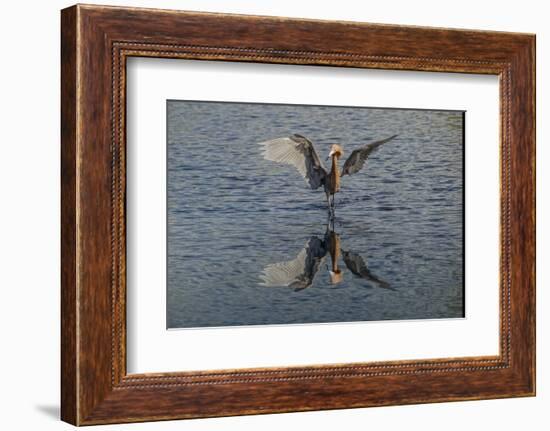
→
(61, 4, 535, 425)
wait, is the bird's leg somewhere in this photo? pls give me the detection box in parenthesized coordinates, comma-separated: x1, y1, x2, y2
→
(330, 194, 336, 217)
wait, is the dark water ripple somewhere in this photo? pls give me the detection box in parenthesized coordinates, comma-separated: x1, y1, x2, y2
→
(167, 101, 464, 328)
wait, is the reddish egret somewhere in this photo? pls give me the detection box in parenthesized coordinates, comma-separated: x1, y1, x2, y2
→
(259, 225, 390, 291)
(259, 134, 398, 216)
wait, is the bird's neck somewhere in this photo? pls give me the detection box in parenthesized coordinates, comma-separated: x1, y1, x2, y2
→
(330, 155, 340, 190)
(328, 231, 342, 284)
(329, 233, 341, 272)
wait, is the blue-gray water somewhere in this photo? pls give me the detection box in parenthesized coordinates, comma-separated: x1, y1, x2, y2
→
(167, 101, 464, 329)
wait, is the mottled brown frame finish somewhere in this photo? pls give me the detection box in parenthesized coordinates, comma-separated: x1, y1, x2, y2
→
(61, 4, 535, 426)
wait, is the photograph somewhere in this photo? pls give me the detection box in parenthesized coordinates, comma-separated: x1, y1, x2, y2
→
(167, 100, 465, 328)
(51, 2, 537, 426)
(0, 0, 542, 427)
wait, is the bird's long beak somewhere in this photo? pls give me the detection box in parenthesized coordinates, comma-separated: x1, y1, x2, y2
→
(326, 150, 334, 161)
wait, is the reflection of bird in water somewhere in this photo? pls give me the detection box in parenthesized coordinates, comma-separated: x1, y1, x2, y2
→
(259, 236, 326, 292)
(325, 228, 343, 285)
(341, 250, 392, 289)
(259, 134, 398, 217)
(259, 225, 391, 291)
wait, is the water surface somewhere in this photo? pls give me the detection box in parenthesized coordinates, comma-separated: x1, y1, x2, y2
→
(167, 100, 464, 328)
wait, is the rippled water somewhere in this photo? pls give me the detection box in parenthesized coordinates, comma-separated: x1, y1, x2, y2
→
(167, 101, 464, 329)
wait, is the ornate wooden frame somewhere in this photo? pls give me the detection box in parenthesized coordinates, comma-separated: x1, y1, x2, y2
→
(61, 4, 535, 425)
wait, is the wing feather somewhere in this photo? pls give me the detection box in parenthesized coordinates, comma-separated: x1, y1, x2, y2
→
(260, 237, 326, 291)
(259, 248, 308, 287)
(341, 134, 398, 177)
(259, 134, 327, 189)
(341, 250, 392, 289)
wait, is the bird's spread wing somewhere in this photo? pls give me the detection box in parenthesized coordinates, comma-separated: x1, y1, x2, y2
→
(341, 250, 392, 289)
(259, 134, 327, 189)
(341, 134, 398, 177)
(260, 237, 326, 291)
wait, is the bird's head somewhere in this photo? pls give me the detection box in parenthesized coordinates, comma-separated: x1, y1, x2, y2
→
(329, 269, 344, 284)
(327, 144, 344, 159)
